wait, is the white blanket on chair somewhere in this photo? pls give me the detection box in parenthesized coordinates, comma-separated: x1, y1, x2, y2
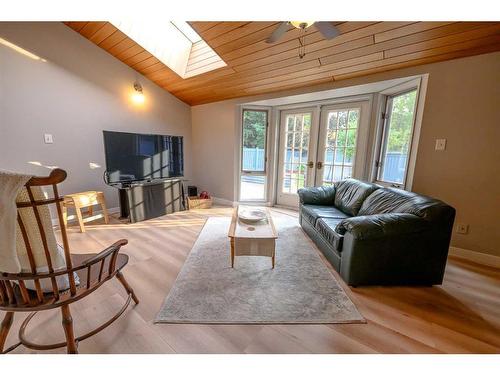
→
(0, 169, 79, 291)
(0, 169, 32, 273)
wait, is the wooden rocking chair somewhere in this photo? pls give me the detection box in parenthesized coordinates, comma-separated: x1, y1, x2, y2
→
(0, 169, 139, 354)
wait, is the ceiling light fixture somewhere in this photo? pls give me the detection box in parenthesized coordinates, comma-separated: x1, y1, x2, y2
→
(290, 21, 315, 29)
(132, 82, 145, 104)
(291, 22, 315, 59)
(266, 21, 340, 59)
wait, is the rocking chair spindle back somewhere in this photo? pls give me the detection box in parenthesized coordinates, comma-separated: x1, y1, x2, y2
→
(0, 169, 138, 354)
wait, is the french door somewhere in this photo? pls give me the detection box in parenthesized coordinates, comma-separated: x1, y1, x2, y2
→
(314, 102, 370, 186)
(276, 101, 370, 207)
(276, 108, 319, 207)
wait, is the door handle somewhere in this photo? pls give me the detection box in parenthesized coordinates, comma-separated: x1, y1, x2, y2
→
(307, 161, 314, 168)
(316, 161, 323, 169)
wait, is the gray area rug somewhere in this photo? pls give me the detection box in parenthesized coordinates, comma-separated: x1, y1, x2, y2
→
(155, 213, 364, 324)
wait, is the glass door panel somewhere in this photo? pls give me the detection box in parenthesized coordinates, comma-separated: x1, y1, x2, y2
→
(282, 113, 310, 192)
(277, 109, 317, 207)
(321, 108, 359, 185)
(315, 101, 370, 187)
(240, 109, 268, 201)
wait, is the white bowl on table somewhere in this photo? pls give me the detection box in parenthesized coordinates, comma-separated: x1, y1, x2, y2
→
(238, 208, 267, 224)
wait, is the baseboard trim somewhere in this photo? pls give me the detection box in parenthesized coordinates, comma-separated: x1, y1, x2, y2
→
(212, 197, 236, 207)
(52, 206, 120, 227)
(449, 246, 500, 268)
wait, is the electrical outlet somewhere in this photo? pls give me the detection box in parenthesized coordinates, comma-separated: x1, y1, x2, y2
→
(435, 138, 446, 151)
(44, 133, 54, 144)
(457, 223, 469, 234)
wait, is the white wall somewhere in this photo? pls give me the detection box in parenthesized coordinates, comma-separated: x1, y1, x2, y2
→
(191, 52, 500, 257)
(191, 100, 238, 201)
(0, 22, 192, 209)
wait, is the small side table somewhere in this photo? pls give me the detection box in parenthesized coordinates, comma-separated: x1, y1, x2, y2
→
(63, 191, 109, 232)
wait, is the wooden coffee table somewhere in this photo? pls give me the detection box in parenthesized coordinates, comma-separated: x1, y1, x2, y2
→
(227, 206, 278, 268)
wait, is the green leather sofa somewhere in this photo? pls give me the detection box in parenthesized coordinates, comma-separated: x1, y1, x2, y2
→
(298, 179, 456, 286)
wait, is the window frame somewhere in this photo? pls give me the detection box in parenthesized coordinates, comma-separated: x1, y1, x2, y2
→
(375, 88, 419, 189)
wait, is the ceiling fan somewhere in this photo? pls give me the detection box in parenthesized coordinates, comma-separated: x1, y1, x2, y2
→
(266, 21, 340, 59)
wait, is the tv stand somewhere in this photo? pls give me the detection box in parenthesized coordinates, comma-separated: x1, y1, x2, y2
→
(114, 178, 186, 223)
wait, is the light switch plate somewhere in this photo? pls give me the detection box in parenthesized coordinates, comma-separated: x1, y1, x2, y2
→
(44, 133, 54, 144)
(457, 223, 469, 234)
(435, 138, 446, 151)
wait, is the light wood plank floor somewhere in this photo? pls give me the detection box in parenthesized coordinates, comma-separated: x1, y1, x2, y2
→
(2, 207, 499, 354)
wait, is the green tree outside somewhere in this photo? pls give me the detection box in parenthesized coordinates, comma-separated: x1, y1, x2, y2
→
(386, 90, 417, 154)
(243, 110, 267, 148)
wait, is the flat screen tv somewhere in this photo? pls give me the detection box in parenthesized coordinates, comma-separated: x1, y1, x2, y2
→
(103, 130, 184, 184)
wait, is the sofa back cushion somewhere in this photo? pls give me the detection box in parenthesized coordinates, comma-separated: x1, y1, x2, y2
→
(358, 187, 455, 223)
(334, 179, 380, 216)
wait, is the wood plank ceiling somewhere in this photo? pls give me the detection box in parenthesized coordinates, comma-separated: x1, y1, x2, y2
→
(64, 21, 500, 105)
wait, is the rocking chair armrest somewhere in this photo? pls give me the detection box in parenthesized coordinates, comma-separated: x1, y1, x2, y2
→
(81, 239, 128, 267)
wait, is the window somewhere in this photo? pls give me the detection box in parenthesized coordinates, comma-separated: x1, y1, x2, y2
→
(321, 108, 360, 185)
(281, 112, 311, 193)
(376, 89, 417, 187)
(240, 109, 268, 201)
(110, 20, 225, 78)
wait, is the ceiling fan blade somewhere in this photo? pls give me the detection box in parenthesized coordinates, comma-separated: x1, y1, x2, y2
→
(266, 22, 290, 43)
(315, 22, 340, 39)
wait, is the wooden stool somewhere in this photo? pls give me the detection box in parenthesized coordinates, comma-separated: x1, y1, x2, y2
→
(63, 191, 109, 232)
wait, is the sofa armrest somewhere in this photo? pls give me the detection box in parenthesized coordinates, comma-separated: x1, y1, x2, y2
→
(297, 186, 336, 205)
(335, 213, 429, 240)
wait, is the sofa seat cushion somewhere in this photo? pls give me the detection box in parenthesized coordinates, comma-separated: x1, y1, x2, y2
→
(315, 218, 344, 252)
(334, 179, 380, 216)
(301, 204, 349, 226)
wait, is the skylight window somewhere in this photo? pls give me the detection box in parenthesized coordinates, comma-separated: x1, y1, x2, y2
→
(171, 21, 202, 43)
(110, 20, 225, 79)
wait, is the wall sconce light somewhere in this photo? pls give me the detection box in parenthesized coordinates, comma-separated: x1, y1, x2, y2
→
(132, 82, 145, 104)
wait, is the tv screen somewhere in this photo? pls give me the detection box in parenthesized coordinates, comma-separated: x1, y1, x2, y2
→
(103, 130, 184, 184)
